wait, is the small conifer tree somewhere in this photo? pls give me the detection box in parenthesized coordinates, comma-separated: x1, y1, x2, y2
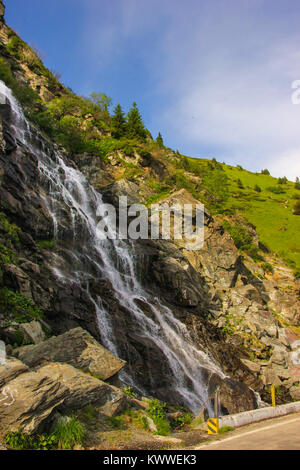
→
(156, 132, 164, 148)
(126, 102, 146, 140)
(111, 104, 126, 139)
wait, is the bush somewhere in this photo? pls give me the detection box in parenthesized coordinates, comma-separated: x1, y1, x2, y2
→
(223, 222, 263, 261)
(0, 57, 14, 87)
(6, 35, 25, 58)
(266, 186, 286, 194)
(0, 58, 40, 110)
(278, 176, 287, 185)
(53, 416, 86, 450)
(254, 184, 262, 193)
(5, 430, 58, 450)
(13, 83, 40, 109)
(223, 222, 252, 249)
(170, 412, 193, 430)
(237, 178, 244, 189)
(55, 116, 86, 154)
(122, 386, 138, 398)
(293, 200, 300, 215)
(148, 399, 171, 436)
(262, 262, 274, 274)
(261, 169, 270, 175)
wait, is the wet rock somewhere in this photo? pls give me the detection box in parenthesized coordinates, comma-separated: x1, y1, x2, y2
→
(208, 374, 257, 415)
(13, 327, 126, 380)
(2, 264, 32, 299)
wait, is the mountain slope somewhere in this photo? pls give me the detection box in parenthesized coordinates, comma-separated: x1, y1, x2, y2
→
(0, 0, 299, 443)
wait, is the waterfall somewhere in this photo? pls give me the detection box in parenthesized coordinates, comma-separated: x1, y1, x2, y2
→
(0, 80, 226, 414)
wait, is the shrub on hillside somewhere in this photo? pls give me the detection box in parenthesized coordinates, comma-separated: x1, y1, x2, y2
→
(278, 176, 287, 185)
(266, 186, 286, 194)
(293, 200, 300, 215)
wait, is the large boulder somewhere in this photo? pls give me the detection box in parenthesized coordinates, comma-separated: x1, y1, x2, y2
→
(0, 356, 29, 388)
(13, 327, 125, 380)
(18, 321, 46, 344)
(208, 374, 258, 415)
(0, 361, 126, 434)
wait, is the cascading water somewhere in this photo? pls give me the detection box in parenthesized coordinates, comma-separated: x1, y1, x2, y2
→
(0, 80, 226, 414)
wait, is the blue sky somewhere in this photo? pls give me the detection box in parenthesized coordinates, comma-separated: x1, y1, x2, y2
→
(5, 0, 300, 180)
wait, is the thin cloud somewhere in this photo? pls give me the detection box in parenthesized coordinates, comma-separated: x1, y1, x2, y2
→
(81, 0, 300, 180)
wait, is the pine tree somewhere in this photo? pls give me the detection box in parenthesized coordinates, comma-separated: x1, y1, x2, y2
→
(156, 132, 164, 148)
(126, 102, 146, 140)
(111, 104, 126, 139)
(295, 177, 300, 190)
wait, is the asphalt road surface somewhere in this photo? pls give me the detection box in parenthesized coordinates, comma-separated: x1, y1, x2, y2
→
(195, 412, 300, 450)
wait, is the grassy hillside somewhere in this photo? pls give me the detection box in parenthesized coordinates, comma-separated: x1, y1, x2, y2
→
(180, 156, 300, 274)
(221, 165, 300, 272)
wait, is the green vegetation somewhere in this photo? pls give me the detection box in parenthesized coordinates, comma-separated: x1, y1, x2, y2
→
(111, 103, 126, 139)
(126, 102, 147, 140)
(5, 430, 58, 451)
(37, 239, 55, 250)
(148, 399, 171, 436)
(293, 200, 300, 215)
(222, 221, 263, 261)
(0, 57, 40, 111)
(0, 287, 43, 323)
(219, 164, 300, 272)
(5, 417, 86, 450)
(53, 416, 86, 450)
(122, 386, 138, 399)
(262, 262, 274, 274)
(1, 24, 299, 277)
(156, 132, 164, 148)
(219, 425, 234, 434)
(170, 412, 193, 430)
(106, 415, 127, 430)
(80, 404, 99, 422)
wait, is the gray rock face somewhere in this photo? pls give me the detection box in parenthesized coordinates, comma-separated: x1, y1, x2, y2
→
(13, 327, 126, 380)
(102, 179, 141, 206)
(18, 321, 46, 344)
(0, 356, 29, 388)
(0, 361, 126, 434)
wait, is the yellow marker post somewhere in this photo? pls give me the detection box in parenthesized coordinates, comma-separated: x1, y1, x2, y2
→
(207, 418, 219, 435)
(271, 384, 276, 407)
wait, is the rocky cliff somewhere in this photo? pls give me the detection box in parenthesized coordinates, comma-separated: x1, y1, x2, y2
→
(0, 0, 299, 440)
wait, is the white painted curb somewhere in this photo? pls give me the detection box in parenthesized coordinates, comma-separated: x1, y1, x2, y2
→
(219, 401, 300, 429)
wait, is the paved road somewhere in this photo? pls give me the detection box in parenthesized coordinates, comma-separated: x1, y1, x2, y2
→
(195, 412, 300, 450)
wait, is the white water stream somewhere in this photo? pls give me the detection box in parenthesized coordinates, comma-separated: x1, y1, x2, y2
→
(0, 80, 226, 413)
